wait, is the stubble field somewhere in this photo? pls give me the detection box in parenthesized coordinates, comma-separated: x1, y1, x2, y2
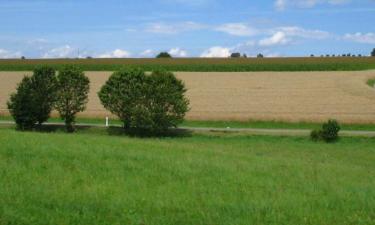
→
(1, 70, 375, 123)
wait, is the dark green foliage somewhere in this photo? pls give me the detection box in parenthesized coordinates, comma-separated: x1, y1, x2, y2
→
(156, 52, 172, 58)
(371, 48, 375, 57)
(145, 70, 189, 133)
(30, 66, 57, 124)
(231, 53, 241, 58)
(7, 77, 38, 130)
(55, 65, 90, 132)
(310, 119, 341, 143)
(310, 129, 322, 142)
(98, 68, 147, 130)
(98, 68, 189, 135)
(257, 53, 264, 58)
(321, 120, 341, 142)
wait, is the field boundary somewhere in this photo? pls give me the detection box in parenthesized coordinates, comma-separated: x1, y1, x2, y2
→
(2, 120, 375, 137)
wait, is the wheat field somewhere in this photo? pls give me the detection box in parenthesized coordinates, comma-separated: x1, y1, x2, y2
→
(1, 71, 375, 123)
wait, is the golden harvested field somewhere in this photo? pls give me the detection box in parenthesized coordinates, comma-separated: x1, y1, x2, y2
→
(1, 71, 375, 123)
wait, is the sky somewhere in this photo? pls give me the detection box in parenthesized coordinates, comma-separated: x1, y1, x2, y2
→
(0, 0, 375, 58)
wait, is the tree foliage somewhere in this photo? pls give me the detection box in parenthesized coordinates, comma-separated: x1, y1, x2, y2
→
(371, 48, 375, 57)
(98, 68, 189, 135)
(7, 77, 38, 130)
(55, 65, 90, 132)
(156, 52, 172, 58)
(30, 66, 57, 124)
(310, 119, 341, 143)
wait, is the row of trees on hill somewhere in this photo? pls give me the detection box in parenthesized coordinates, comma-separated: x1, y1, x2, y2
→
(8, 66, 189, 135)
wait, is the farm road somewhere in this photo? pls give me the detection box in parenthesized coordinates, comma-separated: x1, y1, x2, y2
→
(1, 121, 375, 137)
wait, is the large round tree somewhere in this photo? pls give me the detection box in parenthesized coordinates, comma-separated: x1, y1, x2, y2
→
(98, 68, 189, 134)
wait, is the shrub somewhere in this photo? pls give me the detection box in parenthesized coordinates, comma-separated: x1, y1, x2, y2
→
(321, 120, 341, 142)
(30, 66, 57, 125)
(231, 53, 241, 58)
(98, 68, 189, 135)
(7, 77, 38, 130)
(156, 52, 172, 58)
(55, 65, 90, 132)
(310, 119, 341, 143)
(257, 53, 264, 58)
(310, 129, 322, 142)
(372, 48, 375, 57)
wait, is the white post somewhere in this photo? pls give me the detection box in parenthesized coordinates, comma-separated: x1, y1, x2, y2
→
(105, 117, 109, 127)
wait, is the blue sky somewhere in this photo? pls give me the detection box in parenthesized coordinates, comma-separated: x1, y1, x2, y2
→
(0, 0, 374, 58)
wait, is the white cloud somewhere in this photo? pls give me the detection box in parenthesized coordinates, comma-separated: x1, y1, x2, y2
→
(277, 26, 330, 39)
(200, 46, 231, 58)
(275, 0, 350, 10)
(145, 21, 205, 34)
(97, 49, 131, 58)
(168, 48, 187, 57)
(140, 49, 155, 57)
(42, 45, 76, 58)
(0, 49, 22, 58)
(215, 23, 258, 37)
(259, 32, 289, 46)
(343, 32, 375, 44)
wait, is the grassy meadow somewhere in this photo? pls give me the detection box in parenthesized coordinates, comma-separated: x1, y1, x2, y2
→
(0, 57, 375, 71)
(0, 126, 375, 225)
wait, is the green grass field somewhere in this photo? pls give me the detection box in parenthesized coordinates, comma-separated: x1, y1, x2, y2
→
(0, 127, 374, 225)
(0, 57, 375, 71)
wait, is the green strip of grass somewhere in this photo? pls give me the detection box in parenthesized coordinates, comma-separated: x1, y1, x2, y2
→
(367, 78, 375, 87)
(0, 127, 374, 225)
(0, 57, 375, 71)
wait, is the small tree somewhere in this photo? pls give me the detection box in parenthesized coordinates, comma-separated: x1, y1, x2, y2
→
(156, 52, 172, 58)
(7, 77, 38, 130)
(230, 53, 241, 58)
(30, 66, 57, 125)
(55, 66, 90, 132)
(257, 53, 264, 58)
(98, 68, 147, 130)
(98, 68, 189, 135)
(371, 48, 375, 57)
(145, 70, 189, 133)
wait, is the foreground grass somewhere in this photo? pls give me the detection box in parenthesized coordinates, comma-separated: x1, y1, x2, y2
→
(0, 127, 374, 225)
(0, 57, 375, 71)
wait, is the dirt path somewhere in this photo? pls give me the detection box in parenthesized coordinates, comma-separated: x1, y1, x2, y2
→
(1, 121, 375, 137)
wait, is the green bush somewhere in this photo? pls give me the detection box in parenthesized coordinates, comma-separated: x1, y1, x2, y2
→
(7, 77, 38, 130)
(156, 52, 172, 58)
(98, 68, 189, 135)
(55, 65, 90, 132)
(30, 66, 57, 125)
(371, 48, 375, 57)
(310, 129, 322, 142)
(310, 119, 341, 143)
(321, 120, 341, 142)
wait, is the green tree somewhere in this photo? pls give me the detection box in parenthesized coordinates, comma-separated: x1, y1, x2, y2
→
(55, 66, 90, 132)
(98, 68, 189, 134)
(98, 68, 148, 129)
(7, 77, 38, 130)
(371, 48, 375, 57)
(156, 52, 172, 58)
(145, 70, 189, 133)
(30, 66, 57, 125)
